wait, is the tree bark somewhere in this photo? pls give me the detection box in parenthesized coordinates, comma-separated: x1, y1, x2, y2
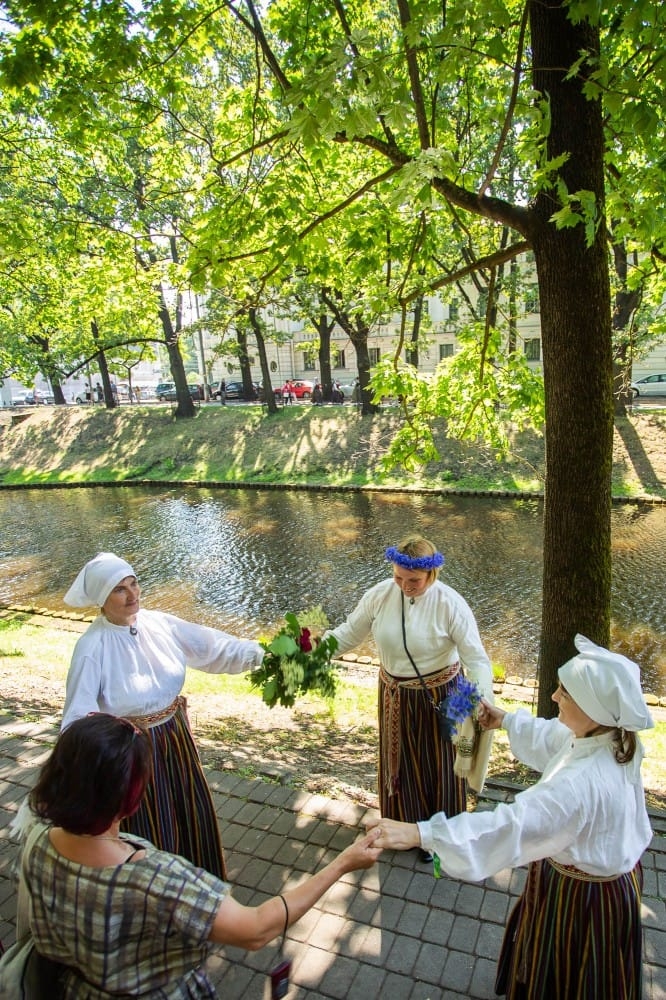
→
(157, 288, 195, 418)
(314, 308, 335, 402)
(236, 328, 257, 400)
(528, 0, 613, 715)
(320, 290, 379, 415)
(249, 307, 279, 413)
(90, 320, 118, 410)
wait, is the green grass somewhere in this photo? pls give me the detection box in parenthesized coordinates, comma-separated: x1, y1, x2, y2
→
(2, 405, 665, 499)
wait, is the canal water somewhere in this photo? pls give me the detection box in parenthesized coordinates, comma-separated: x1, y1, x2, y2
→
(0, 485, 664, 695)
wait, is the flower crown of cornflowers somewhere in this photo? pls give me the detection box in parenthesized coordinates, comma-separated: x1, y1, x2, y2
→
(385, 546, 445, 571)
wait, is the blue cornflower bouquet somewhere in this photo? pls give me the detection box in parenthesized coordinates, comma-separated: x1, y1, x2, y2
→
(250, 607, 340, 709)
(436, 676, 482, 740)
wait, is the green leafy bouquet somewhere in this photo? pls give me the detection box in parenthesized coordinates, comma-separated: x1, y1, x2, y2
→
(250, 607, 340, 708)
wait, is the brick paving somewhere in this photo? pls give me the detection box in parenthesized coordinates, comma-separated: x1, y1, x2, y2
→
(1, 713, 665, 999)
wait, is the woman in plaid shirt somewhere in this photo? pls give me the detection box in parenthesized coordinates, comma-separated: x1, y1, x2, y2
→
(19, 714, 382, 998)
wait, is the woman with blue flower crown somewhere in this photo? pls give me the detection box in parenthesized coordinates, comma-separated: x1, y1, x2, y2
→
(325, 534, 494, 863)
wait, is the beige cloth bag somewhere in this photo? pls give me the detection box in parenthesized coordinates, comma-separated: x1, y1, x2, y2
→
(453, 714, 494, 793)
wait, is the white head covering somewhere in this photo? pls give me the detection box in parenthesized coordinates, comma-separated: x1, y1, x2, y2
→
(64, 552, 136, 609)
(558, 633, 654, 732)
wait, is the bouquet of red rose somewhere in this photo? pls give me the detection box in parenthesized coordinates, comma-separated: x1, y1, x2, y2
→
(250, 607, 340, 709)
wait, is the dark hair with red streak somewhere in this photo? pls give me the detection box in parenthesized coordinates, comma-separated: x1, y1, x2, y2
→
(30, 714, 153, 835)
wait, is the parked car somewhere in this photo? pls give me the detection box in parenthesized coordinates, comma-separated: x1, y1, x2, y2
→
(29, 390, 55, 404)
(155, 381, 175, 400)
(336, 381, 357, 399)
(155, 381, 202, 402)
(275, 379, 314, 400)
(630, 373, 666, 397)
(11, 390, 54, 405)
(74, 386, 122, 404)
(212, 380, 261, 401)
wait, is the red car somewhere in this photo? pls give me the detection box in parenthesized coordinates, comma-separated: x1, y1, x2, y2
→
(276, 380, 314, 400)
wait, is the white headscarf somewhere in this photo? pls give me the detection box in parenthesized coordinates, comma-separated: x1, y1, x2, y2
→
(558, 633, 654, 732)
(64, 552, 136, 609)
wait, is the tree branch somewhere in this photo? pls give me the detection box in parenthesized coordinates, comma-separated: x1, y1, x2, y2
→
(414, 239, 530, 303)
(478, 1, 529, 197)
(395, 0, 431, 149)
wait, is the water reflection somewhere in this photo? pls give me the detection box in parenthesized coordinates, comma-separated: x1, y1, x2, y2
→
(0, 486, 664, 695)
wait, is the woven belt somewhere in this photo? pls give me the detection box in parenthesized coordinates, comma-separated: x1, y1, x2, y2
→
(380, 662, 460, 797)
(546, 858, 622, 883)
(129, 695, 183, 729)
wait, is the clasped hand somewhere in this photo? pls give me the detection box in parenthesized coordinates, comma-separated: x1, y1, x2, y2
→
(477, 697, 505, 730)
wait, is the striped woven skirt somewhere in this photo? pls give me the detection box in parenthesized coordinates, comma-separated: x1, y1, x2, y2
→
(495, 857, 643, 999)
(378, 665, 467, 823)
(120, 699, 226, 879)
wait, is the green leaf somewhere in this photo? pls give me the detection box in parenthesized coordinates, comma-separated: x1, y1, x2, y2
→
(262, 678, 278, 707)
(268, 634, 299, 656)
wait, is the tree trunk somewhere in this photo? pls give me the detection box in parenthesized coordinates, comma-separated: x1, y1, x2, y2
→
(235, 328, 257, 400)
(157, 289, 195, 418)
(90, 320, 118, 410)
(316, 310, 334, 402)
(611, 237, 641, 415)
(409, 294, 424, 367)
(37, 349, 66, 406)
(529, 0, 613, 716)
(249, 307, 279, 413)
(348, 323, 380, 415)
(51, 382, 67, 405)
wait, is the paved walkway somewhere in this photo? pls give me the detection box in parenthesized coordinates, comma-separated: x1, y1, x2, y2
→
(1, 714, 664, 1000)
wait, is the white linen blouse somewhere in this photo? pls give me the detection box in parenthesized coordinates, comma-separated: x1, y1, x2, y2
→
(417, 709, 653, 880)
(328, 577, 493, 692)
(61, 608, 264, 729)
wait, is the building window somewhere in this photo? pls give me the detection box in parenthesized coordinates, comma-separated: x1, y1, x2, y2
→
(439, 343, 454, 360)
(369, 347, 381, 365)
(332, 349, 346, 369)
(448, 299, 459, 322)
(405, 347, 418, 365)
(524, 338, 541, 361)
(525, 285, 540, 314)
(302, 350, 316, 371)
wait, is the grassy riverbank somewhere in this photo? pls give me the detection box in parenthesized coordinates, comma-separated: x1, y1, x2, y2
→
(2, 614, 665, 813)
(1, 403, 665, 497)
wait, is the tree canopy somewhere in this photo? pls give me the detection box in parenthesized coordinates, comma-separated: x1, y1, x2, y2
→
(1, 0, 664, 710)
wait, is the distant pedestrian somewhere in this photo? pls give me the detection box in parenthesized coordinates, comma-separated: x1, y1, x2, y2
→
(312, 383, 324, 405)
(282, 379, 295, 404)
(95, 382, 103, 403)
(352, 379, 361, 408)
(219, 379, 226, 405)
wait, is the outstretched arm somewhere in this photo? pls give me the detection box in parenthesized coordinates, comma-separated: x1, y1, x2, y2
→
(209, 828, 382, 949)
(364, 817, 420, 852)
